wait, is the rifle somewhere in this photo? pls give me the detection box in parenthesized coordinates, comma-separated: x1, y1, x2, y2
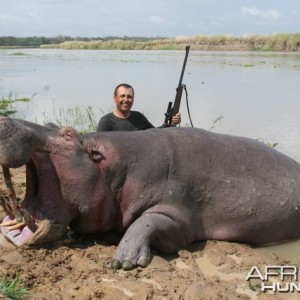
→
(163, 45, 190, 127)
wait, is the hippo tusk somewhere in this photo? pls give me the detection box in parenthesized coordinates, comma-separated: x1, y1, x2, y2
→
(7, 221, 26, 231)
(0, 219, 26, 230)
(1, 165, 23, 222)
(22, 208, 38, 232)
(0, 194, 13, 218)
(0, 220, 18, 227)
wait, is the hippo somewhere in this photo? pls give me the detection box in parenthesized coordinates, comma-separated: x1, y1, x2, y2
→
(1, 116, 300, 270)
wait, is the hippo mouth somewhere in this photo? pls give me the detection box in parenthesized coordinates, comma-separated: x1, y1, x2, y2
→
(0, 117, 79, 247)
(1, 161, 68, 247)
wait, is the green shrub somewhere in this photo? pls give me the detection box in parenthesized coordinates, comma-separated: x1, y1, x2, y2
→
(0, 276, 33, 300)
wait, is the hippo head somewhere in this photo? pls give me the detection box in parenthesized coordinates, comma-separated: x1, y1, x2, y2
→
(0, 117, 115, 247)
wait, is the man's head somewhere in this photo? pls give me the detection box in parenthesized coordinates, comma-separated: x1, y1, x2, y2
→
(113, 83, 135, 118)
(114, 83, 135, 98)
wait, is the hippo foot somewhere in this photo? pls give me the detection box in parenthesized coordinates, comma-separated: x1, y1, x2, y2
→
(111, 218, 153, 270)
(111, 213, 183, 270)
(111, 234, 151, 270)
(111, 253, 151, 271)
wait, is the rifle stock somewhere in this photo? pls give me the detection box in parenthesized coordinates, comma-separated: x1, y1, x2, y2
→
(172, 84, 184, 117)
(163, 46, 190, 127)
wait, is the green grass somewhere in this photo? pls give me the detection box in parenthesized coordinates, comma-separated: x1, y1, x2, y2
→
(42, 105, 106, 133)
(0, 276, 33, 300)
(0, 92, 31, 117)
(0, 92, 106, 132)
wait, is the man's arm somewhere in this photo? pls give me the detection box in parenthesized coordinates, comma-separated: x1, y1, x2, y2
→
(134, 112, 155, 129)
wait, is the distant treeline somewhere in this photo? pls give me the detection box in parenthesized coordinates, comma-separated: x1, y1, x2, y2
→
(1, 34, 300, 51)
(0, 35, 164, 48)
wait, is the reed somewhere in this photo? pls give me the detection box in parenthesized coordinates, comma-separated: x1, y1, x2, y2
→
(42, 105, 106, 133)
(40, 33, 300, 51)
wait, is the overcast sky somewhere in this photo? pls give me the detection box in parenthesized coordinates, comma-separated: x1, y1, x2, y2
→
(1, 0, 300, 37)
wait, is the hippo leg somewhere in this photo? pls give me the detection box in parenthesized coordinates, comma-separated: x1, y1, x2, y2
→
(112, 213, 184, 270)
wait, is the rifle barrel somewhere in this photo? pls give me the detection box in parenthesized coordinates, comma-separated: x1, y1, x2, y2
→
(178, 45, 190, 87)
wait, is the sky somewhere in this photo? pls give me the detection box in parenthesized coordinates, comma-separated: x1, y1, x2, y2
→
(0, 0, 300, 38)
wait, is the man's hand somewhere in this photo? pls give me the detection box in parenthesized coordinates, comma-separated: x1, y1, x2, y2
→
(171, 113, 181, 126)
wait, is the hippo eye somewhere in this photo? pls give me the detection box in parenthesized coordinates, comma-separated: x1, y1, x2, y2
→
(89, 150, 104, 162)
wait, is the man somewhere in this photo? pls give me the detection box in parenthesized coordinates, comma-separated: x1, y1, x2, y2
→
(97, 83, 181, 131)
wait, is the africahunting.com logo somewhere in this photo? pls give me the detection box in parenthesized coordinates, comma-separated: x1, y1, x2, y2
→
(246, 265, 300, 292)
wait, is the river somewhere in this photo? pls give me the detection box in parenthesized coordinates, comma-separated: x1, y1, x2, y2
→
(0, 48, 300, 162)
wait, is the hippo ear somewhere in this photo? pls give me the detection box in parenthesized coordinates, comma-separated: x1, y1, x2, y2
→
(89, 149, 105, 162)
(46, 122, 59, 129)
(58, 127, 82, 143)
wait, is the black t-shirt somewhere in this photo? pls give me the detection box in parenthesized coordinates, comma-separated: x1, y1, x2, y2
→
(96, 111, 155, 131)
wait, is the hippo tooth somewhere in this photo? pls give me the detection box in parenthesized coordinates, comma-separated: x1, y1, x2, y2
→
(0, 220, 18, 226)
(1, 165, 23, 222)
(22, 208, 38, 232)
(0, 195, 13, 218)
(7, 221, 26, 231)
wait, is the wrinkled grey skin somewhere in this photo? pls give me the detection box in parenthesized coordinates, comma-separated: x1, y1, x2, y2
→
(1, 117, 300, 270)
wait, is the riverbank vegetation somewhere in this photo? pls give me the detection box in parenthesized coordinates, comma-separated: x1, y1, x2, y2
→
(1, 33, 300, 51)
(0, 94, 104, 132)
(42, 105, 106, 133)
(0, 36, 161, 49)
(0, 93, 31, 117)
(42, 34, 300, 52)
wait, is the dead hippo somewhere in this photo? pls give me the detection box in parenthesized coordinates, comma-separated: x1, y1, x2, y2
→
(1, 116, 300, 270)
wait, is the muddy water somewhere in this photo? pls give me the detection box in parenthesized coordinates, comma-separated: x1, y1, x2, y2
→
(259, 240, 300, 265)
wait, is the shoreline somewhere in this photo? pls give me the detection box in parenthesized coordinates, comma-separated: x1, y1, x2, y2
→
(1, 33, 300, 52)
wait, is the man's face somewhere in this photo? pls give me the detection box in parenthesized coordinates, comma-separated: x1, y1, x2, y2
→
(114, 86, 134, 113)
